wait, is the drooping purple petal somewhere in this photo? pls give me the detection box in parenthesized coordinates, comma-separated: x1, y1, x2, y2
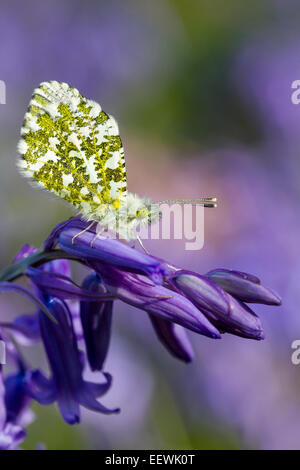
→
(149, 315, 194, 363)
(39, 297, 118, 424)
(0, 355, 28, 450)
(0, 422, 26, 450)
(170, 270, 231, 318)
(221, 298, 265, 340)
(44, 217, 91, 251)
(26, 370, 57, 405)
(13, 244, 37, 263)
(57, 226, 168, 284)
(38, 298, 83, 424)
(42, 258, 72, 278)
(26, 267, 114, 302)
(76, 373, 119, 415)
(84, 373, 113, 398)
(206, 268, 282, 305)
(4, 371, 30, 424)
(94, 264, 221, 339)
(78, 381, 120, 415)
(80, 273, 113, 371)
(67, 301, 84, 342)
(171, 271, 264, 340)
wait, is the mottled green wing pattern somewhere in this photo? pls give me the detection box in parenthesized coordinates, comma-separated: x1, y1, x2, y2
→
(17, 81, 127, 215)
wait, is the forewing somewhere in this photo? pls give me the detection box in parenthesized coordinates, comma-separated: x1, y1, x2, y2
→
(17, 81, 127, 214)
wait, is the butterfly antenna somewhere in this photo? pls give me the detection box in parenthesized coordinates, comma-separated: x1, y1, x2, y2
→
(155, 198, 217, 208)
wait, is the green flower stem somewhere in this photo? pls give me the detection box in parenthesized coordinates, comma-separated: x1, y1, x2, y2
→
(0, 249, 81, 282)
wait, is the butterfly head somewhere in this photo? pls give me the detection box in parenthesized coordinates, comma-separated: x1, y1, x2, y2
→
(91, 193, 161, 241)
(114, 193, 161, 240)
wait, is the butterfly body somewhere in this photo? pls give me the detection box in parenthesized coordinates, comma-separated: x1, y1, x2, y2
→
(17, 81, 161, 240)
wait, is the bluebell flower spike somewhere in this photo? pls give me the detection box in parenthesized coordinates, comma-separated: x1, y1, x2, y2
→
(0, 219, 282, 447)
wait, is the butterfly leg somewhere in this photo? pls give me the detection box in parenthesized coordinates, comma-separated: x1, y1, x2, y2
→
(90, 226, 105, 248)
(72, 221, 95, 245)
(136, 235, 149, 254)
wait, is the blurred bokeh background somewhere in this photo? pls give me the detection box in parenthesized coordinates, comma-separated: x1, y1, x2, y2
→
(0, 0, 300, 449)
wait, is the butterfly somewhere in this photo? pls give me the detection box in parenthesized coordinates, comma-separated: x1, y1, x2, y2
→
(17, 81, 216, 241)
